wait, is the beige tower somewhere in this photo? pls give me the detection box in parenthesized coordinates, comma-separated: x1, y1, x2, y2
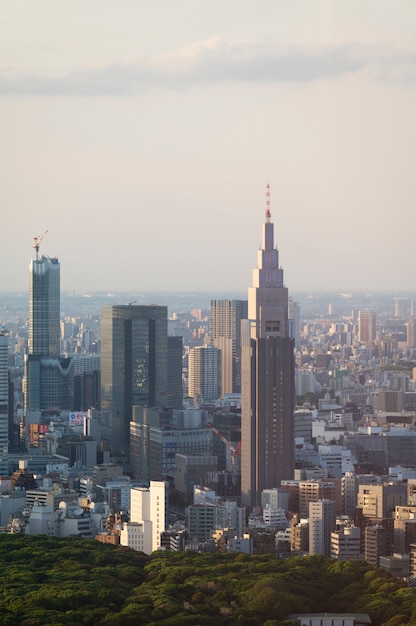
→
(241, 186, 295, 509)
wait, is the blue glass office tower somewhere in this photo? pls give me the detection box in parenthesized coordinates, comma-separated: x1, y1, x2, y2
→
(101, 305, 168, 459)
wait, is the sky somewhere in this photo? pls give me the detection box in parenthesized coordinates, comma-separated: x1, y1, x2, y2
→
(1, 1, 416, 295)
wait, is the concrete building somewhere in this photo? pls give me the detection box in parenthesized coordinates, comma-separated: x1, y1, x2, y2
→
(120, 481, 166, 555)
(357, 482, 407, 519)
(330, 526, 361, 560)
(101, 304, 168, 460)
(130, 406, 212, 482)
(364, 524, 388, 567)
(394, 505, 416, 554)
(291, 517, 309, 553)
(167, 336, 183, 409)
(358, 310, 376, 343)
(188, 344, 221, 404)
(309, 499, 336, 557)
(175, 454, 218, 503)
(210, 299, 247, 395)
(241, 187, 295, 508)
(187, 503, 217, 543)
(299, 480, 341, 518)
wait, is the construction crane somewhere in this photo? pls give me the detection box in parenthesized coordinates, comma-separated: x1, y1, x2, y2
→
(207, 422, 241, 466)
(33, 230, 48, 261)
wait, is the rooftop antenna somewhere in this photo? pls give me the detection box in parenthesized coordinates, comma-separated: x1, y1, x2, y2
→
(265, 183, 271, 223)
(33, 230, 48, 261)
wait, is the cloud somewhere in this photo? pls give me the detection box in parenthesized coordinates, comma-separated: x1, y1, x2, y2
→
(0, 38, 414, 97)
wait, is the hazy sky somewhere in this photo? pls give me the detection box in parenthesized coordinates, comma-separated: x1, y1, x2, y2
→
(1, 1, 415, 294)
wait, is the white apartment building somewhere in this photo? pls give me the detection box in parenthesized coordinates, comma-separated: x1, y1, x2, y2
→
(120, 481, 166, 555)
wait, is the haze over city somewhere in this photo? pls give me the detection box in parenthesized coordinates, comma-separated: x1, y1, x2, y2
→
(1, 1, 415, 294)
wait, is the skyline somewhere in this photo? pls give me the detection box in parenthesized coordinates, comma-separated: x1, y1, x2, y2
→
(1, 1, 415, 293)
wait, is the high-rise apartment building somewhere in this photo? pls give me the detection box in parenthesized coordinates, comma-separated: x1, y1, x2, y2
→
(25, 251, 73, 411)
(210, 299, 248, 394)
(358, 310, 376, 343)
(309, 499, 336, 556)
(100, 305, 168, 458)
(241, 187, 295, 509)
(120, 481, 166, 554)
(188, 344, 221, 404)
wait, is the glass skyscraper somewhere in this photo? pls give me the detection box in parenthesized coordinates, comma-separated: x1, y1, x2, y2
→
(25, 254, 73, 411)
(29, 256, 60, 358)
(101, 304, 168, 459)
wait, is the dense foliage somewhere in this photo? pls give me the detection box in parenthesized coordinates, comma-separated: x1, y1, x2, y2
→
(1, 535, 416, 625)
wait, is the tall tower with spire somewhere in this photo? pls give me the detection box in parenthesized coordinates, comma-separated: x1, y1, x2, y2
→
(241, 186, 295, 509)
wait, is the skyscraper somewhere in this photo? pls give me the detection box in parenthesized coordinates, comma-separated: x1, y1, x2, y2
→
(188, 343, 221, 404)
(210, 299, 248, 394)
(100, 304, 168, 458)
(29, 255, 60, 359)
(25, 248, 74, 411)
(358, 310, 376, 343)
(241, 186, 295, 509)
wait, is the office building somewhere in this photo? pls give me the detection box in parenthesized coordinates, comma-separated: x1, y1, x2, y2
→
(288, 297, 301, 349)
(101, 304, 168, 459)
(330, 526, 361, 561)
(130, 406, 212, 482)
(299, 480, 341, 518)
(241, 187, 295, 508)
(29, 254, 60, 359)
(25, 250, 74, 411)
(188, 344, 221, 404)
(357, 482, 407, 518)
(210, 299, 247, 394)
(364, 524, 388, 567)
(358, 310, 376, 343)
(167, 336, 183, 409)
(309, 499, 336, 556)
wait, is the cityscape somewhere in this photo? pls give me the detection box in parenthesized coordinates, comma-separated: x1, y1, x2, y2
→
(2, 2, 416, 624)
(1, 196, 416, 582)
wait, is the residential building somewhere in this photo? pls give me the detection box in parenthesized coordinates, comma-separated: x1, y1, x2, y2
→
(167, 336, 183, 409)
(309, 499, 336, 556)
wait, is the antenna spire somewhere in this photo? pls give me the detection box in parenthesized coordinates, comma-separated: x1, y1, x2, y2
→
(265, 183, 271, 222)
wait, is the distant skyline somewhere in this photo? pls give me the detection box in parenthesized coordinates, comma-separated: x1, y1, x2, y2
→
(1, 1, 415, 293)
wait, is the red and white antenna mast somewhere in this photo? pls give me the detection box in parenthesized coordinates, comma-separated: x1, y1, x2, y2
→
(265, 183, 271, 222)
